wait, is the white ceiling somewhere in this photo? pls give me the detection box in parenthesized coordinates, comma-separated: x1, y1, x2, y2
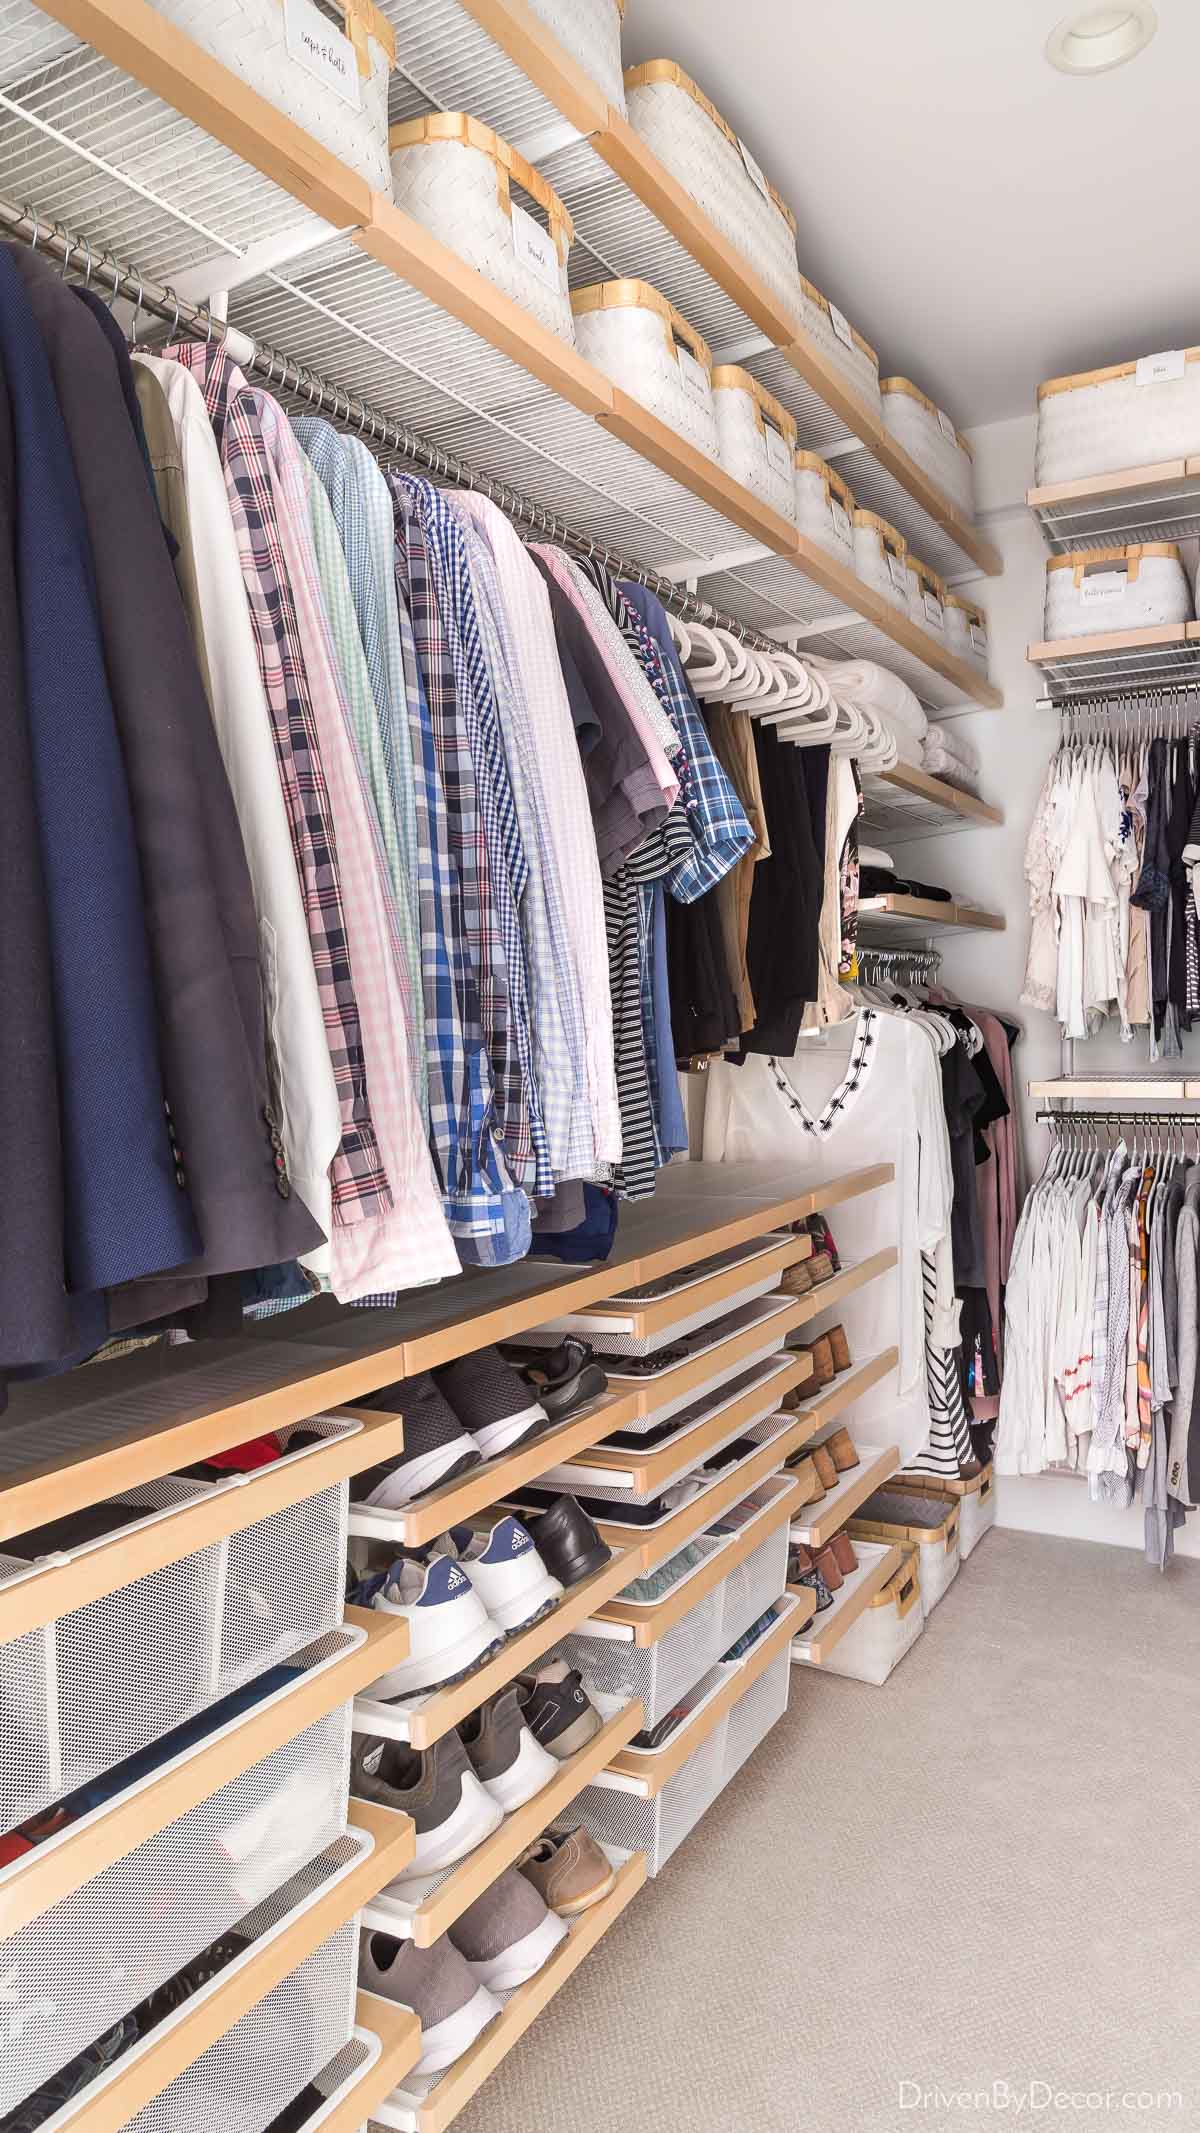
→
(623, 0, 1197, 428)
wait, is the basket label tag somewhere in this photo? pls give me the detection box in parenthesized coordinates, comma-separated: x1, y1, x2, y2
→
(284, 0, 361, 109)
(1080, 569, 1127, 604)
(827, 301, 854, 350)
(1136, 348, 1186, 385)
(764, 421, 792, 477)
(739, 138, 770, 200)
(886, 550, 908, 593)
(510, 201, 561, 293)
(969, 621, 987, 654)
(922, 590, 945, 630)
(830, 497, 852, 543)
(936, 407, 957, 441)
(677, 344, 711, 405)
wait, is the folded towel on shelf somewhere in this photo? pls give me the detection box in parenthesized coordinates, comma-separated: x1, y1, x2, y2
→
(808, 656, 928, 739)
(922, 742, 980, 794)
(923, 721, 981, 775)
(889, 723, 924, 767)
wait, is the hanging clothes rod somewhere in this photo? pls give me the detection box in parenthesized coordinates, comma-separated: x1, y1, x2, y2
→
(1038, 679, 1200, 713)
(0, 194, 784, 653)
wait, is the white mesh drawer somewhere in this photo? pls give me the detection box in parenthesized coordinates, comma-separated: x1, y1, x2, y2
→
(559, 1545, 726, 1729)
(717, 1517, 791, 1654)
(0, 1702, 351, 2113)
(722, 1645, 790, 1781)
(565, 1711, 729, 1878)
(217, 1420, 351, 1688)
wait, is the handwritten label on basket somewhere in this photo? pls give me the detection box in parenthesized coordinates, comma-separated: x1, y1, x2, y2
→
(763, 420, 792, 478)
(284, 0, 361, 108)
(1136, 348, 1186, 386)
(923, 590, 945, 630)
(676, 342, 711, 405)
(830, 497, 853, 543)
(739, 137, 770, 200)
(936, 407, 957, 441)
(510, 201, 561, 294)
(827, 301, 854, 350)
(969, 622, 988, 655)
(886, 550, 908, 594)
(1080, 569, 1128, 604)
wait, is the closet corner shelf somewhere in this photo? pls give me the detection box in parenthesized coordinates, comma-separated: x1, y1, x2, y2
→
(0, 1610, 408, 1941)
(788, 1443, 901, 1548)
(1029, 1078, 1194, 1100)
(789, 1538, 903, 1666)
(1027, 459, 1200, 551)
(602, 1593, 807, 1794)
(856, 895, 1005, 944)
(590, 1471, 802, 1643)
(372, 1852, 646, 2133)
(785, 1346, 900, 1438)
(352, 1546, 633, 1749)
(53, 1816, 420, 2133)
(860, 764, 1003, 844)
(1028, 622, 1200, 697)
(360, 1700, 643, 1948)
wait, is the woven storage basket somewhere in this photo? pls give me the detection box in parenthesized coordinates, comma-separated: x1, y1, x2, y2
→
(944, 591, 990, 674)
(1044, 542, 1193, 639)
(849, 1488, 961, 1613)
(572, 279, 720, 459)
(891, 1462, 996, 1559)
(711, 366, 797, 520)
(881, 378, 976, 520)
(793, 450, 857, 569)
(0, 0, 397, 188)
(793, 269, 881, 414)
(527, 0, 627, 113)
(853, 507, 909, 615)
(624, 60, 804, 325)
(818, 1557, 924, 1685)
(1035, 348, 1200, 484)
(390, 113, 576, 342)
(904, 553, 948, 640)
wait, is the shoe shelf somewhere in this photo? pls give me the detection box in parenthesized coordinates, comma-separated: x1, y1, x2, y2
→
(506, 1229, 809, 1349)
(0, 1407, 401, 1648)
(346, 1384, 643, 1551)
(593, 1408, 815, 1576)
(595, 1294, 811, 1428)
(785, 1347, 901, 1440)
(789, 1538, 903, 1668)
(49, 1817, 418, 2133)
(1028, 622, 1200, 699)
(370, 1851, 646, 2133)
(787, 1442, 901, 1550)
(358, 1700, 642, 1949)
(295, 1996, 427, 2133)
(856, 895, 1006, 944)
(858, 764, 1003, 847)
(542, 1353, 810, 1498)
(586, 1472, 802, 1645)
(784, 1249, 900, 1333)
(0, 1612, 403, 1941)
(352, 1547, 633, 1750)
(598, 1594, 808, 1797)
(1027, 459, 1200, 552)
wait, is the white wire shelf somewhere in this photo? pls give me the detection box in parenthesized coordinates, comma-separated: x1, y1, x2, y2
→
(858, 763, 1002, 845)
(1028, 460, 1200, 553)
(1028, 623, 1200, 699)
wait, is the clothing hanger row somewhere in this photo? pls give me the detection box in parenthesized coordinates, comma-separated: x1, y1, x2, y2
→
(1037, 1107, 1200, 1159)
(679, 625, 902, 761)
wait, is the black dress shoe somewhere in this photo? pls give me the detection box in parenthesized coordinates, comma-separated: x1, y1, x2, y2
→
(526, 1495, 613, 1587)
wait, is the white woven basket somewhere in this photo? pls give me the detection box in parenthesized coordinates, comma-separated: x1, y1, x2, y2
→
(881, 378, 976, 519)
(711, 366, 797, 520)
(815, 1558, 924, 1686)
(943, 592, 990, 675)
(572, 279, 719, 459)
(0, 0, 396, 189)
(390, 113, 576, 342)
(904, 553, 947, 641)
(794, 270, 881, 414)
(1044, 543, 1194, 639)
(526, 0, 627, 113)
(1035, 348, 1200, 484)
(853, 508, 909, 616)
(624, 61, 805, 325)
(794, 451, 857, 569)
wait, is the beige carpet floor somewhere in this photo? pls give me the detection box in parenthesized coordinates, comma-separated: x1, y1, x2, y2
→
(453, 1530, 1200, 2133)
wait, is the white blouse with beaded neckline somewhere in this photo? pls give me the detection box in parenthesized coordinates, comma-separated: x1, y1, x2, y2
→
(767, 1009, 878, 1136)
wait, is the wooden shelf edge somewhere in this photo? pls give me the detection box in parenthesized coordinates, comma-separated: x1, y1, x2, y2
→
(605, 1593, 804, 1794)
(456, 0, 613, 135)
(858, 895, 1005, 932)
(334, 1996, 426, 2133)
(789, 1443, 902, 1548)
(1027, 459, 1195, 510)
(0, 1609, 407, 1941)
(361, 1700, 644, 1948)
(787, 1346, 900, 1434)
(564, 1351, 809, 1492)
(875, 763, 1003, 826)
(1028, 622, 1189, 662)
(51, 1808, 415, 2133)
(789, 1540, 902, 1665)
(592, 1232, 809, 1338)
(595, 1473, 804, 1643)
(1029, 1078, 1188, 1099)
(597, 1407, 813, 1573)
(786, 1248, 899, 1329)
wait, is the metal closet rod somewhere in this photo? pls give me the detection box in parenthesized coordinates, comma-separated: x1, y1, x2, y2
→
(855, 945, 941, 978)
(0, 194, 782, 652)
(1040, 679, 1200, 712)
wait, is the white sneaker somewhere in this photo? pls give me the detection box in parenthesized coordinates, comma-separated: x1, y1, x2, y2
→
(438, 1517, 564, 1634)
(354, 1553, 505, 1698)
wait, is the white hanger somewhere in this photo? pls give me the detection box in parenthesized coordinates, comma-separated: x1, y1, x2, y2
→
(668, 612, 692, 662)
(713, 627, 755, 690)
(724, 647, 775, 709)
(683, 620, 731, 696)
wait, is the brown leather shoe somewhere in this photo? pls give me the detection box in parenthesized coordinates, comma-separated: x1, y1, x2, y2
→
(826, 1323, 851, 1374)
(780, 1260, 813, 1297)
(788, 1541, 815, 1578)
(518, 1826, 616, 1916)
(826, 1426, 860, 1473)
(799, 1336, 834, 1390)
(787, 1454, 824, 1504)
(828, 1530, 858, 1576)
(811, 1443, 838, 1490)
(806, 1250, 835, 1287)
(813, 1541, 844, 1591)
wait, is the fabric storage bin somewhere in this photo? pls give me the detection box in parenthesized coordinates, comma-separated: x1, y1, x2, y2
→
(0, 1418, 352, 1836)
(624, 61, 804, 326)
(817, 1557, 924, 1686)
(904, 554, 948, 640)
(390, 114, 576, 342)
(1035, 348, 1200, 484)
(567, 1666, 731, 1876)
(791, 270, 882, 413)
(722, 1634, 790, 1780)
(794, 451, 858, 569)
(0, 0, 396, 189)
(893, 1464, 996, 1559)
(853, 508, 910, 615)
(1043, 542, 1193, 638)
(0, 1699, 351, 2115)
(527, 0, 626, 113)
(881, 378, 976, 520)
(711, 367, 797, 520)
(571, 280, 719, 459)
(944, 591, 990, 675)
(849, 1488, 961, 1613)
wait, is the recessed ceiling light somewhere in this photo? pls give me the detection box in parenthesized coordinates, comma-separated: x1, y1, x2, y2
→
(1045, 5, 1158, 74)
